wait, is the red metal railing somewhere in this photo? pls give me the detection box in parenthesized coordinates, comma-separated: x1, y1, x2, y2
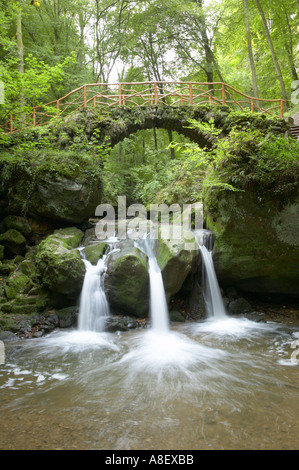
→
(0, 81, 286, 134)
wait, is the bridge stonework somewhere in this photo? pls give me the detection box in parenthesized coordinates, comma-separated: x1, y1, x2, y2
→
(64, 105, 291, 150)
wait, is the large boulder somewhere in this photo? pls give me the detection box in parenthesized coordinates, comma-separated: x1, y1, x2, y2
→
(205, 189, 299, 296)
(104, 231, 200, 318)
(0, 215, 33, 240)
(83, 242, 107, 265)
(105, 244, 149, 317)
(0, 229, 27, 257)
(4, 272, 34, 300)
(156, 231, 199, 301)
(2, 151, 103, 226)
(36, 227, 85, 307)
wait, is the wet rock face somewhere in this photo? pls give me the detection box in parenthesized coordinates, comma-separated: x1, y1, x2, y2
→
(156, 234, 199, 301)
(35, 227, 85, 307)
(205, 189, 299, 297)
(0, 151, 103, 227)
(0, 229, 27, 257)
(103, 233, 200, 319)
(105, 244, 150, 318)
(6, 171, 103, 226)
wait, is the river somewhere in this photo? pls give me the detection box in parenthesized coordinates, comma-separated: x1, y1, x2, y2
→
(0, 316, 298, 450)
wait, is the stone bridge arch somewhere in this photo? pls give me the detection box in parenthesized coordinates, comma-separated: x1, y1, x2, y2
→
(66, 104, 289, 152)
(70, 105, 233, 150)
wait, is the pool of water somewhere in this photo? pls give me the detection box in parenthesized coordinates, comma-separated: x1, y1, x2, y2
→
(0, 317, 298, 450)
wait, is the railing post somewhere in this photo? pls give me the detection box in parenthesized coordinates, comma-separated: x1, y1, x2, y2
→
(154, 82, 158, 105)
(222, 83, 226, 105)
(93, 96, 96, 107)
(56, 100, 60, 118)
(118, 84, 122, 106)
(83, 85, 87, 107)
(280, 100, 284, 118)
(10, 115, 13, 133)
(251, 98, 254, 114)
(189, 83, 193, 105)
(33, 107, 36, 126)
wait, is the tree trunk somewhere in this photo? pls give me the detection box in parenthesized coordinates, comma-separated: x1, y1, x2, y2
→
(193, 0, 214, 84)
(167, 130, 175, 160)
(16, 9, 25, 122)
(243, 0, 259, 97)
(282, 6, 299, 81)
(255, 0, 288, 106)
(16, 11, 24, 74)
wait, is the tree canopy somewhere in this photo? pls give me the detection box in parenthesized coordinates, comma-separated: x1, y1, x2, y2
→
(0, 0, 297, 109)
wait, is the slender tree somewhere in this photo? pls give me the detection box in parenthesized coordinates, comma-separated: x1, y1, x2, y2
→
(255, 0, 287, 104)
(243, 0, 258, 97)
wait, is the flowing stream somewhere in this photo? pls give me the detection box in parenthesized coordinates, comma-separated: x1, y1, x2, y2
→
(77, 256, 110, 333)
(0, 233, 298, 450)
(136, 237, 169, 333)
(196, 230, 227, 319)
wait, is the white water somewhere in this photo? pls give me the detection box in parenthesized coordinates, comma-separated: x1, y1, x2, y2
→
(77, 256, 110, 332)
(196, 231, 227, 319)
(136, 238, 169, 333)
(2, 232, 299, 449)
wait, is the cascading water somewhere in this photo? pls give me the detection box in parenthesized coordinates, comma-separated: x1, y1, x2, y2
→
(196, 230, 227, 319)
(136, 237, 169, 333)
(78, 251, 110, 332)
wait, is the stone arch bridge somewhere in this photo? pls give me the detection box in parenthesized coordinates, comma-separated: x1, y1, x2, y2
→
(1, 82, 290, 146)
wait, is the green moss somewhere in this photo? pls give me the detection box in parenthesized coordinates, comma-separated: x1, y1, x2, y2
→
(156, 235, 199, 300)
(83, 242, 107, 265)
(204, 188, 299, 295)
(4, 273, 34, 300)
(0, 315, 17, 331)
(0, 229, 27, 256)
(36, 229, 85, 302)
(1, 215, 32, 239)
(19, 260, 37, 280)
(53, 227, 84, 249)
(105, 246, 149, 317)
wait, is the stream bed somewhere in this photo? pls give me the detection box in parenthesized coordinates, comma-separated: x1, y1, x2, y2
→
(0, 316, 298, 450)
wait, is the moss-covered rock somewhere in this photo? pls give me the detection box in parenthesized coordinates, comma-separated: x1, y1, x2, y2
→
(36, 227, 85, 307)
(2, 150, 103, 226)
(0, 229, 27, 257)
(83, 242, 107, 265)
(4, 272, 34, 300)
(0, 215, 32, 239)
(55, 306, 79, 328)
(19, 259, 37, 280)
(204, 188, 299, 296)
(105, 244, 149, 317)
(52, 226, 84, 248)
(156, 232, 199, 301)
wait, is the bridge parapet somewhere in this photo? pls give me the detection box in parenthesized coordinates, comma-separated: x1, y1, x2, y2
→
(0, 81, 286, 134)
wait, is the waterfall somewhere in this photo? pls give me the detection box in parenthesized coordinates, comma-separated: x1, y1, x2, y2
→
(136, 237, 169, 333)
(196, 231, 227, 319)
(78, 255, 110, 332)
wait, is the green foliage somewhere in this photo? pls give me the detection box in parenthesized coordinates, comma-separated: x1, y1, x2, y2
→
(205, 128, 299, 194)
(0, 53, 76, 120)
